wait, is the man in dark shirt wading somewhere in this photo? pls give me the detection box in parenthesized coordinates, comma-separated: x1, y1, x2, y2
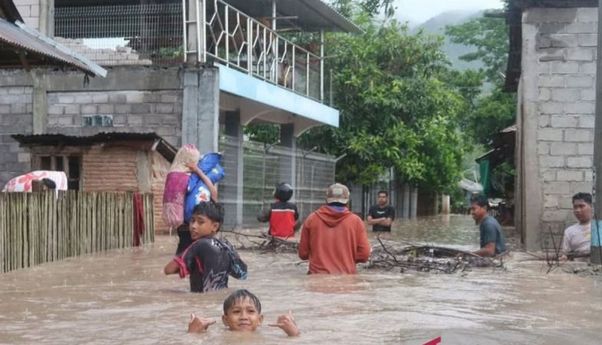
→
(367, 191, 395, 232)
(470, 194, 507, 257)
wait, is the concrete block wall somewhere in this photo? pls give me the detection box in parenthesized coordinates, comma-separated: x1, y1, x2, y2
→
(521, 8, 596, 247)
(14, 0, 40, 29)
(54, 38, 153, 66)
(47, 90, 182, 147)
(0, 86, 33, 187)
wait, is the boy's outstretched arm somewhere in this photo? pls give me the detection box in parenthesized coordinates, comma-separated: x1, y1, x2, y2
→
(187, 313, 216, 333)
(268, 311, 300, 337)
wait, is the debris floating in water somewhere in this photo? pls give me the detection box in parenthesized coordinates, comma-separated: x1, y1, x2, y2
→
(224, 231, 298, 253)
(223, 231, 505, 274)
(368, 237, 504, 274)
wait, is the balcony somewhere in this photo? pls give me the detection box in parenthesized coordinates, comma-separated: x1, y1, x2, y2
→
(54, 0, 359, 104)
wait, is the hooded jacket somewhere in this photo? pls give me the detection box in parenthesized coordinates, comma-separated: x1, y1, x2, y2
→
(298, 205, 371, 274)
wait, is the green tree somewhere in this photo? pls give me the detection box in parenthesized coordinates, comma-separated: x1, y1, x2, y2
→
(300, 20, 468, 193)
(445, 12, 516, 146)
(445, 15, 508, 84)
(330, 0, 395, 18)
(243, 124, 279, 145)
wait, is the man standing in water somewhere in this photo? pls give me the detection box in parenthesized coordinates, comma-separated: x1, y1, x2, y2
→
(560, 193, 592, 261)
(470, 194, 506, 257)
(298, 183, 372, 274)
(367, 190, 395, 232)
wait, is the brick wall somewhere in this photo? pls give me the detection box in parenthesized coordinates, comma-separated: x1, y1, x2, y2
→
(151, 151, 169, 233)
(82, 146, 169, 233)
(82, 146, 140, 192)
(47, 90, 182, 147)
(0, 86, 33, 187)
(523, 8, 596, 242)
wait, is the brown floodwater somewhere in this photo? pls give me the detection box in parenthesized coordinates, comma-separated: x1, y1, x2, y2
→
(1, 215, 600, 345)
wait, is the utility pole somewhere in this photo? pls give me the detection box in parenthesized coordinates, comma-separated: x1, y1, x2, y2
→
(591, 1, 602, 265)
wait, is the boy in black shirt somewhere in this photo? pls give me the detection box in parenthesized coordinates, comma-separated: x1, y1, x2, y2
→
(367, 190, 395, 232)
(164, 202, 247, 292)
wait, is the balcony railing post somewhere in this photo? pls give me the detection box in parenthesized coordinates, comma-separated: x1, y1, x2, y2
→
(306, 52, 309, 97)
(320, 30, 324, 102)
(201, 0, 207, 62)
(196, 0, 202, 62)
(274, 36, 279, 84)
(263, 26, 267, 80)
(272, 0, 278, 84)
(247, 17, 252, 75)
(182, 0, 187, 63)
(225, 4, 229, 65)
(291, 44, 297, 91)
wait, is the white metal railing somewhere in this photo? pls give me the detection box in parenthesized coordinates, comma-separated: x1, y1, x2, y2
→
(183, 0, 324, 102)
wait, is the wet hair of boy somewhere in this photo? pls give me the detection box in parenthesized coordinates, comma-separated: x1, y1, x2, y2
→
(223, 289, 262, 314)
(192, 201, 224, 225)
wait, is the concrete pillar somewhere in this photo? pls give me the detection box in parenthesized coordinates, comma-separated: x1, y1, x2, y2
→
(39, 0, 54, 36)
(181, 67, 219, 153)
(441, 194, 450, 214)
(402, 183, 410, 219)
(279, 123, 296, 194)
(521, 23, 543, 251)
(31, 70, 47, 134)
(224, 110, 243, 228)
(184, 0, 199, 63)
(410, 186, 418, 219)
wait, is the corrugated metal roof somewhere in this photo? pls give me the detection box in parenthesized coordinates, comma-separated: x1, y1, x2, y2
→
(12, 132, 177, 162)
(0, 17, 107, 77)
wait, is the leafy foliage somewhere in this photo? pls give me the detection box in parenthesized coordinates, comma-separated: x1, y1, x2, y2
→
(330, 0, 396, 18)
(243, 124, 279, 145)
(445, 13, 516, 146)
(300, 20, 467, 192)
(445, 15, 508, 84)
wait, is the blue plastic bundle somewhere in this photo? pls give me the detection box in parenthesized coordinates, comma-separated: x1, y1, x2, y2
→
(184, 152, 225, 223)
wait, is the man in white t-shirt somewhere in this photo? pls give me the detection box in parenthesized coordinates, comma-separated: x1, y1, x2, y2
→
(560, 192, 592, 261)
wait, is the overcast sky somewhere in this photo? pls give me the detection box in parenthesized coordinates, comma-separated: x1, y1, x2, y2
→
(394, 0, 505, 24)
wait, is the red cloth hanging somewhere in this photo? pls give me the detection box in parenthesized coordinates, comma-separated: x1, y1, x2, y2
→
(133, 193, 145, 246)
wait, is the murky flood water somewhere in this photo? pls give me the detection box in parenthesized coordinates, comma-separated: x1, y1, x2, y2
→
(1, 215, 601, 345)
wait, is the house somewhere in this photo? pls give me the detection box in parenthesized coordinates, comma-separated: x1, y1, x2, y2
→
(1, 0, 358, 229)
(0, 0, 106, 188)
(11, 132, 176, 233)
(506, 0, 596, 249)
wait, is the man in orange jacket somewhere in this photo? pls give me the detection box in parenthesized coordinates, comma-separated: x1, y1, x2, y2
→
(298, 183, 372, 274)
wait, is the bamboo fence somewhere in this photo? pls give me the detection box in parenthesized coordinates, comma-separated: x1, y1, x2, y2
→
(0, 191, 154, 273)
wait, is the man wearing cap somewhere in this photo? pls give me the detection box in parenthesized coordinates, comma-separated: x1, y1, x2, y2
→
(298, 183, 372, 274)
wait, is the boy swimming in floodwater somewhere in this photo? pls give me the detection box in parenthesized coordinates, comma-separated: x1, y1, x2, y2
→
(187, 289, 300, 337)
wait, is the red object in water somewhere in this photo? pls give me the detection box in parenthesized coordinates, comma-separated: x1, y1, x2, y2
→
(423, 336, 442, 345)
